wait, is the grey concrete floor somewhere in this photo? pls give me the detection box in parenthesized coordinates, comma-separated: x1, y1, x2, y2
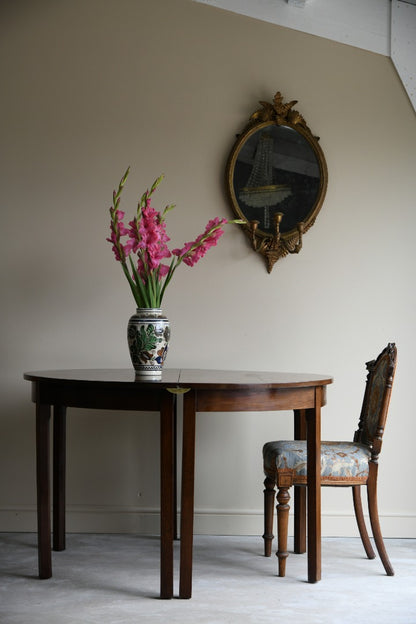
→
(0, 533, 415, 624)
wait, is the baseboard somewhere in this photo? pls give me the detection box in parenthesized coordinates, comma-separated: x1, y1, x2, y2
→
(191, 510, 416, 538)
(1, 506, 414, 538)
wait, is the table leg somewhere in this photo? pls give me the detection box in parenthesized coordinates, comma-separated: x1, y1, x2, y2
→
(173, 399, 178, 541)
(294, 409, 306, 554)
(306, 386, 322, 583)
(53, 405, 66, 551)
(36, 402, 52, 579)
(179, 390, 196, 599)
(160, 392, 175, 599)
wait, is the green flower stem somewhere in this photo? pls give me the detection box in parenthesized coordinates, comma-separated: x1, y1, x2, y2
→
(122, 261, 144, 308)
(128, 257, 151, 308)
(158, 257, 176, 303)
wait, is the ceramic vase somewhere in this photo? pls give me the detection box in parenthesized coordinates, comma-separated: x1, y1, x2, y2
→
(127, 308, 170, 379)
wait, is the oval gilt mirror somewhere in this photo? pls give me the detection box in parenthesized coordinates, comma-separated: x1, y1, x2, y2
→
(226, 92, 328, 272)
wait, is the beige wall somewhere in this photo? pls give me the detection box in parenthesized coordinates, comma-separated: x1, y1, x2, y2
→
(1, 0, 415, 537)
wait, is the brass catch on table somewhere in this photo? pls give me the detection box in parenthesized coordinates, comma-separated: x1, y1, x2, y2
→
(166, 387, 191, 395)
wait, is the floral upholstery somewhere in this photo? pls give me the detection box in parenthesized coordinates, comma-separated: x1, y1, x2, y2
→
(263, 440, 371, 485)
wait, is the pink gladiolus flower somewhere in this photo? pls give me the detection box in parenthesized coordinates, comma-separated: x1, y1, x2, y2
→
(107, 207, 133, 262)
(107, 168, 236, 308)
(159, 263, 170, 277)
(172, 217, 227, 266)
(115, 210, 129, 236)
(129, 207, 171, 267)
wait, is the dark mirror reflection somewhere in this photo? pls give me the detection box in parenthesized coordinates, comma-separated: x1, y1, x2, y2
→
(233, 124, 320, 234)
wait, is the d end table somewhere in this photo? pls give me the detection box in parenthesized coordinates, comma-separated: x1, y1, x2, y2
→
(24, 368, 332, 599)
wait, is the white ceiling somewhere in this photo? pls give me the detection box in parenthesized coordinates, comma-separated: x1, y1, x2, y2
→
(194, 0, 391, 55)
(194, 0, 416, 111)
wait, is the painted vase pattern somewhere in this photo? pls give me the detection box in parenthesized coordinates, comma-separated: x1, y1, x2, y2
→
(127, 308, 170, 378)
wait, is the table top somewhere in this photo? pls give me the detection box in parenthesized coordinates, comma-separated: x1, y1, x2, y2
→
(24, 368, 333, 388)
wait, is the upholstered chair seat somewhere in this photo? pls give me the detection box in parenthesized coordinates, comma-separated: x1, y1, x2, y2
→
(262, 343, 397, 579)
(263, 440, 371, 485)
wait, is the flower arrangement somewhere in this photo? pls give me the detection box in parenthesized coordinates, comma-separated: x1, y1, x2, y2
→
(107, 168, 239, 309)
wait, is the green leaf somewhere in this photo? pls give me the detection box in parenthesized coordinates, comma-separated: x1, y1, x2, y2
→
(136, 325, 158, 351)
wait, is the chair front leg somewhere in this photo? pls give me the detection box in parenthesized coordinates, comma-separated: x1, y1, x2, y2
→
(263, 476, 276, 557)
(276, 468, 294, 577)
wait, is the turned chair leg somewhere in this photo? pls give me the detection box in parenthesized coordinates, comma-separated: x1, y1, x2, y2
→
(275, 468, 294, 577)
(367, 463, 394, 576)
(352, 485, 375, 560)
(263, 476, 276, 557)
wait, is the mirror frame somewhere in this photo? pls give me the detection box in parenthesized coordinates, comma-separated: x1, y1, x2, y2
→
(225, 92, 328, 272)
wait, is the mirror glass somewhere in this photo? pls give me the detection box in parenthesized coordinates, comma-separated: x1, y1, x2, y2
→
(232, 124, 321, 235)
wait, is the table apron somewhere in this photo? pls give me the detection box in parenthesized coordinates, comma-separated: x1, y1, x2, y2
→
(194, 386, 326, 412)
(31, 381, 169, 411)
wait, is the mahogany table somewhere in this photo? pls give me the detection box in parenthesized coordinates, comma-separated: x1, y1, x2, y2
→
(24, 368, 332, 600)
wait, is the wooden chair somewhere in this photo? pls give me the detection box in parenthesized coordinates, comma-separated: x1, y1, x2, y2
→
(262, 343, 397, 577)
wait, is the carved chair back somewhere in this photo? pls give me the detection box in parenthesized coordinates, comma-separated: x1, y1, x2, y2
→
(353, 343, 397, 461)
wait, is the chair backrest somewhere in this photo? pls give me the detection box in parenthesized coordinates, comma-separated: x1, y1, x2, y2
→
(353, 343, 397, 460)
